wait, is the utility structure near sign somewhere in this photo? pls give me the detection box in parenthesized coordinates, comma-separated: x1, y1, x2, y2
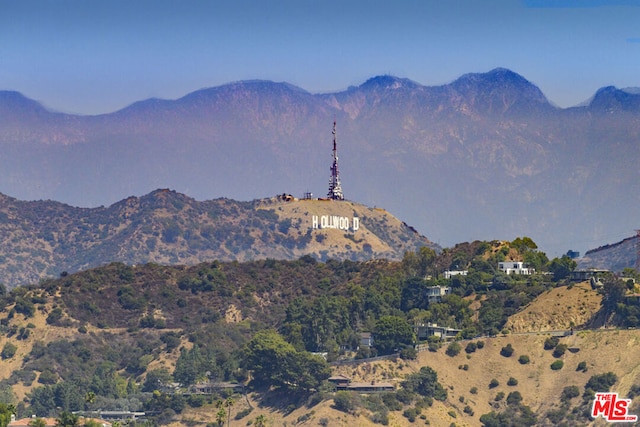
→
(327, 120, 345, 200)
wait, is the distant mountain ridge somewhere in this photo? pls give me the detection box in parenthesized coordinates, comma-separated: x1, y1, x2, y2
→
(1, 68, 639, 256)
(577, 235, 638, 272)
(0, 189, 436, 288)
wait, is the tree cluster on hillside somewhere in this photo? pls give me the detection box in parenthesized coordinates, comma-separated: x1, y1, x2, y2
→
(0, 237, 634, 424)
(598, 272, 640, 327)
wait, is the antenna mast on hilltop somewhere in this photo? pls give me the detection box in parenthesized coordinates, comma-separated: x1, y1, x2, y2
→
(327, 120, 345, 200)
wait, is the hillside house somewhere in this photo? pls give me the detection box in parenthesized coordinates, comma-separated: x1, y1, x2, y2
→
(444, 270, 468, 279)
(425, 286, 450, 303)
(9, 417, 57, 427)
(415, 322, 460, 341)
(328, 375, 394, 392)
(190, 381, 244, 394)
(359, 332, 374, 347)
(347, 381, 395, 392)
(570, 269, 609, 282)
(498, 261, 534, 275)
(328, 374, 351, 388)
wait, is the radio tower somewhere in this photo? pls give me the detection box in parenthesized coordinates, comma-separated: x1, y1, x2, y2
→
(327, 120, 344, 200)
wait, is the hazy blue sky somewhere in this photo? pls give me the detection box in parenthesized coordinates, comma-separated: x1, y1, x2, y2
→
(2, 0, 640, 115)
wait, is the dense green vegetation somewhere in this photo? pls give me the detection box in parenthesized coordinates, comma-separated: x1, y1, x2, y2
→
(0, 237, 637, 425)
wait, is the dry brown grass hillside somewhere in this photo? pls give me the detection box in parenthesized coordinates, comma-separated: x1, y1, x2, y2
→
(166, 329, 640, 427)
(259, 198, 426, 258)
(165, 282, 639, 427)
(0, 303, 78, 400)
(505, 281, 603, 333)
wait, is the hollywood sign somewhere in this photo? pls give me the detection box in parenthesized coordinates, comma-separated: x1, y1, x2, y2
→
(312, 215, 360, 232)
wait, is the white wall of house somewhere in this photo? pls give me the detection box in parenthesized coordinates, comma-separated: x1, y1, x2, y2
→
(444, 270, 468, 279)
(498, 261, 534, 275)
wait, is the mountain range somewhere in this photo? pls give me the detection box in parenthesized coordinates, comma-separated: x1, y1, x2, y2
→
(1, 68, 639, 257)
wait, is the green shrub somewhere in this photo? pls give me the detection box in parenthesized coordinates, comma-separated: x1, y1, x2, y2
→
(518, 355, 530, 364)
(370, 411, 389, 425)
(500, 344, 514, 357)
(560, 385, 580, 402)
(507, 377, 518, 386)
(395, 388, 415, 404)
(465, 342, 477, 353)
(552, 343, 568, 358)
(446, 342, 462, 357)
(296, 412, 313, 424)
(381, 392, 402, 411)
(544, 337, 559, 350)
(400, 346, 417, 360)
(415, 396, 433, 409)
(576, 361, 588, 372)
(333, 391, 360, 413)
(546, 408, 567, 424)
(489, 379, 499, 389)
(506, 391, 523, 406)
(584, 372, 618, 398)
(550, 360, 564, 370)
(37, 369, 58, 385)
(403, 408, 419, 422)
(187, 394, 206, 408)
(46, 307, 64, 325)
(1, 342, 17, 360)
(401, 367, 448, 401)
(14, 298, 35, 317)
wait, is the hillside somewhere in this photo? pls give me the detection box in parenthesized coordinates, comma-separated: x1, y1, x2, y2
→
(505, 282, 603, 333)
(0, 265, 638, 426)
(578, 235, 638, 272)
(1, 68, 640, 255)
(0, 190, 435, 288)
(157, 328, 640, 427)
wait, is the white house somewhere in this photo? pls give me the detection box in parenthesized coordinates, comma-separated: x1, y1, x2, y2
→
(498, 261, 534, 275)
(444, 270, 468, 279)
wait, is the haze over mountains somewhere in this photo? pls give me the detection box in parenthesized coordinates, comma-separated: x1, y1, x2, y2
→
(1, 68, 639, 256)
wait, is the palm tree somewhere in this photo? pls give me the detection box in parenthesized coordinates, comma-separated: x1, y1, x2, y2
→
(224, 397, 235, 427)
(215, 408, 226, 427)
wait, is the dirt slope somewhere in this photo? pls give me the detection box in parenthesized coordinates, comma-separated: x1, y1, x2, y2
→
(505, 281, 603, 333)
